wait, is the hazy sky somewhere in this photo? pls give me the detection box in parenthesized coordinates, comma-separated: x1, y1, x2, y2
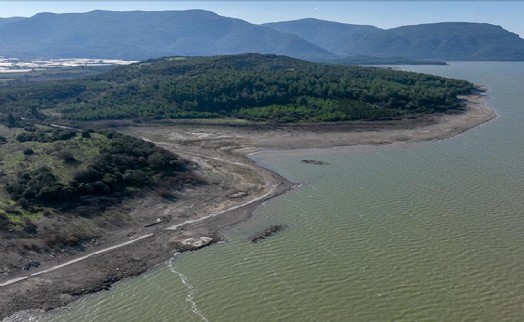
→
(1, 1, 523, 37)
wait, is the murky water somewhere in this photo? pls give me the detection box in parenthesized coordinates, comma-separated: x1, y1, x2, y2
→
(9, 62, 524, 321)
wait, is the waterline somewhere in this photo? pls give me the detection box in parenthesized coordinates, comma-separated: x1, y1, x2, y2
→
(168, 254, 209, 322)
(26, 62, 524, 321)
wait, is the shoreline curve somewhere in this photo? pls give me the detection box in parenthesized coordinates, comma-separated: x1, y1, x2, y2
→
(0, 92, 496, 320)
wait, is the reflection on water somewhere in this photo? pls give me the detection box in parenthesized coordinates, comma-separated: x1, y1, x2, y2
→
(14, 62, 524, 322)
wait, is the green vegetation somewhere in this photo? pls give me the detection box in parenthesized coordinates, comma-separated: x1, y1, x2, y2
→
(0, 53, 480, 243)
(0, 120, 200, 234)
(0, 54, 475, 123)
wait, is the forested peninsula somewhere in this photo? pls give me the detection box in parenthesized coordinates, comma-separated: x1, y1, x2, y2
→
(0, 53, 495, 319)
(0, 54, 475, 123)
(0, 53, 480, 254)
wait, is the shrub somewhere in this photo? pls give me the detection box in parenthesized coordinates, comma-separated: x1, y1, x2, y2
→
(66, 234, 79, 246)
(23, 220, 38, 234)
(0, 213, 10, 231)
(58, 150, 76, 163)
(17, 197, 31, 209)
(157, 187, 176, 200)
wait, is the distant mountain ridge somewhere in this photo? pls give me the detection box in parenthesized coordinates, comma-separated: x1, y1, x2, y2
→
(388, 22, 524, 60)
(265, 19, 524, 61)
(0, 10, 333, 61)
(0, 17, 25, 27)
(0, 10, 523, 61)
(264, 18, 383, 57)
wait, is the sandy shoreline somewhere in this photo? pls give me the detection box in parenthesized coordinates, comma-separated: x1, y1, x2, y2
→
(0, 93, 496, 320)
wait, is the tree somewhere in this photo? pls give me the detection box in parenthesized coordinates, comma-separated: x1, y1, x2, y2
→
(58, 150, 76, 163)
(6, 113, 17, 128)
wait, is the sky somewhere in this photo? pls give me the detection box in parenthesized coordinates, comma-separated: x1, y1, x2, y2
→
(1, 1, 523, 37)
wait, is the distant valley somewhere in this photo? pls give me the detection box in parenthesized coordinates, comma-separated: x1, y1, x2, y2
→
(0, 10, 524, 61)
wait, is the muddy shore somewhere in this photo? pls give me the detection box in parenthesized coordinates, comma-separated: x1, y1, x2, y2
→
(0, 93, 496, 320)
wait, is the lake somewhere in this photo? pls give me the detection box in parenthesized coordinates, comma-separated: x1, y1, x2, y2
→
(9, 62, 524, 321)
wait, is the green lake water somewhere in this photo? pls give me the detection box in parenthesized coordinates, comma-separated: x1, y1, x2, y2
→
(8, 62, 524, 321)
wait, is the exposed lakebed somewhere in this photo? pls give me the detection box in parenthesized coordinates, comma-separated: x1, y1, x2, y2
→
(10, 62, 524, 322)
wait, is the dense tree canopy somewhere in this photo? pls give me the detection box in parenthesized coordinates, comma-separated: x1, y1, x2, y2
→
(0, 54, 476, 123)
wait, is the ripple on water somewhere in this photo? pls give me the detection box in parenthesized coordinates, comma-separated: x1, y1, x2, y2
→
(28, 62, 524, 322)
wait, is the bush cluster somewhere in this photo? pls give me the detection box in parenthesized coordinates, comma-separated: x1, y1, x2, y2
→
(6, 132, 200, 216)
(16, 128, 77, 143)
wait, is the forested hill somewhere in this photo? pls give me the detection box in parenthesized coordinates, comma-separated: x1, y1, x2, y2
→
(0, 54, 475, 123)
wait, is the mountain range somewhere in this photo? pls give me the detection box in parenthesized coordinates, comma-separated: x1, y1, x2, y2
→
(265, 19, 524, 61)
(0, 10, 523, 61)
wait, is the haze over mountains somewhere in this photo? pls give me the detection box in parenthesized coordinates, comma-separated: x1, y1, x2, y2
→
(0, 10, 333, 61)
(265, 19, 524, 61)
(0, 10, 523, 61)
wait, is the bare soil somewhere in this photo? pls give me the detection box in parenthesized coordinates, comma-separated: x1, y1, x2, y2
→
(0, 93, 496, 319)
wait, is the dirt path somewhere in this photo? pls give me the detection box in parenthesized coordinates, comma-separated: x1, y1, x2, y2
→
(0, 125, 290, 319)
(0, 93, 496, 320)
(0, 234, 154, 288)
(0, 172, 278, 289)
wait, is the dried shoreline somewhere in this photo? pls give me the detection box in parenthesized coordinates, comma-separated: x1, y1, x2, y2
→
(0, 93, 496, 320)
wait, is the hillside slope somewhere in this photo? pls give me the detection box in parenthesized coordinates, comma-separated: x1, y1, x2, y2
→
(265, 19, 524, 60)
(0, 17, 25, 27)
(2, 10, 524, 61)
(0, 10, 334, 61)
(264, 18, 382, 56)
(388, 22, 524, 60)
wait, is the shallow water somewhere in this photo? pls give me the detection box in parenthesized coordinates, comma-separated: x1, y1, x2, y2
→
(10, 62, 524, 321)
